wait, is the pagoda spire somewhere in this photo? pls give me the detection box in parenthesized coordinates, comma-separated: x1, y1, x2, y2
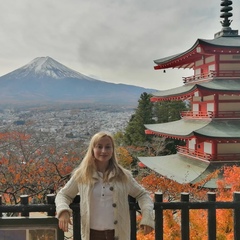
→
(220, 0, 233, 28)
(214, 0, 238, 38)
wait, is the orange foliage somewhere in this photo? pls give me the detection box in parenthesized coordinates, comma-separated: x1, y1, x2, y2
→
(0, 131, 83, 204)
(137, 167, 240, 239)
(116, 146, 133, 168)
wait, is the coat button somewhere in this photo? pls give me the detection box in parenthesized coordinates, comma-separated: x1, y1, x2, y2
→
(114, 220, 118, 225)
(109, 186, 114, 191)
(112, 203, 117, 207)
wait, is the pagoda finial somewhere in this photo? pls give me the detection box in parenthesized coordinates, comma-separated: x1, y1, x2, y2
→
(214, 0, 238, 38)
(220, 0, 233, 28)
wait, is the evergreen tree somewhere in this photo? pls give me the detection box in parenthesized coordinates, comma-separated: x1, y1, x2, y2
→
(123, 92, 155, 146)
(154, 100, 189, 123)
(153, 100, 189, 154)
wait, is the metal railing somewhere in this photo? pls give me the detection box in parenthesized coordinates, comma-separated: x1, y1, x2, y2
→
(1, 192, 240, 240)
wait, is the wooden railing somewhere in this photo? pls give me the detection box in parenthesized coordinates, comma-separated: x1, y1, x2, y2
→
(180, 111, 213, 118)
(177, 146, 212, 160)
(1, 193, 240, 239)
(183, 70, 240, 84)
(183, 71, 216, 83)
(177, 146, 240, 162)
(181, 111, 240, 119)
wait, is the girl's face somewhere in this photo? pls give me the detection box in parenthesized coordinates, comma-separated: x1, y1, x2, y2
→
(93, 136, 113, 169)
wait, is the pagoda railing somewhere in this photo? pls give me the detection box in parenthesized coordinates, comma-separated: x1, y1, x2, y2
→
(183, 70, 240, 84)
(180, 111, 213, 118)
(181, 111, 240, 119)
(177, 146, 211, 160)
(211, 153, 240, 161)
(183, 71, 216, 83)
(177, 146, 240, 162)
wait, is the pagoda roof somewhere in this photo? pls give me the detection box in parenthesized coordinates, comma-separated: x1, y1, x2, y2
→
(195, 119, 240, 138)
(145, 119, 240, 139)
(199, 79, 240, 91)
(138, 154, 236, 188)
(154, 36, 240, 69)
(200, 36, 240, 48)
(151, 79, 240, 100)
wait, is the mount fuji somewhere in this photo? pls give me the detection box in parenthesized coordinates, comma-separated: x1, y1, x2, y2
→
(0, 57, 155, 106)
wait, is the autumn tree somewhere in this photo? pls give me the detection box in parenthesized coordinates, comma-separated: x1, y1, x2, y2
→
(0, 130, 85, 206)
(135, 165, 240, 240)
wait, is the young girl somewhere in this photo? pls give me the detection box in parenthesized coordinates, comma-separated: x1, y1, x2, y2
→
(55, 131, 154, 240)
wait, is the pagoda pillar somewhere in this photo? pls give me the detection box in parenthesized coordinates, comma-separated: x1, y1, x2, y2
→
(214, 94, 219, 118)
(211, 140, 218, 161)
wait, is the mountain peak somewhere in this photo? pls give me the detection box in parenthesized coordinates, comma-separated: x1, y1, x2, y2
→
(0, 56, 155, 106)
(4, 56, 90, 80)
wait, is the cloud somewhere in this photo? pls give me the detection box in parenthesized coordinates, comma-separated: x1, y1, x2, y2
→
(0, 0, 239, 89)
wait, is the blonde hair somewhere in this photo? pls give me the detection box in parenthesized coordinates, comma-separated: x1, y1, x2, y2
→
(72, 131, 128, 184)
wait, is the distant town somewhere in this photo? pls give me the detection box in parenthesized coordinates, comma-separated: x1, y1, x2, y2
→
(0, 104, 134, 143)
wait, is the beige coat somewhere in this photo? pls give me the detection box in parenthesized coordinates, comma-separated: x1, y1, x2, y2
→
(55, 170, 155, 240)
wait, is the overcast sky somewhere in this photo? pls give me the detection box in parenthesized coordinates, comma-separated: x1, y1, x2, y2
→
(1, 0, 240, 90)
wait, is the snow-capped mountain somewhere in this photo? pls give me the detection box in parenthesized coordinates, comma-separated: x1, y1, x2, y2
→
(0, 57, 155, 106)
(3, 57, 94, 80)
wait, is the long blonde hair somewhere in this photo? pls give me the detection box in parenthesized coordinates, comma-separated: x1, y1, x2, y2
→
(72, 131, 128, 184)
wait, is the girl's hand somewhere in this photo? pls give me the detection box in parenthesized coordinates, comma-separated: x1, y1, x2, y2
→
(142, 225, 154, 235)
(58, 211, 72, 232)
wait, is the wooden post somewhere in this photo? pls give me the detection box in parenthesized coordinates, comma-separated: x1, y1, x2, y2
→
(20, 195, 29, 217)
(181, 193, 189, 240)
(47, 194, 56, 216)
(71, 195, 81, 240)
(234, 192, 240, 240)
(0, 195, 2, 217)
(128, 195, 137, 240)
(208, 192, 216, 240)
(154, 192, 163, 240)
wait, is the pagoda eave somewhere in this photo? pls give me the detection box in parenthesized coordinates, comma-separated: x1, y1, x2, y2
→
(154, 37, 240, 70)
(138, 155, 240, 188)
(151, 92, 194, 102)
(154, 49, 200, 70)
(145, 129, 193, 140)
(145, 119, 212, 139)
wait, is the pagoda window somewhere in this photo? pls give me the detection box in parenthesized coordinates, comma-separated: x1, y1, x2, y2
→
(219, 54, 240, 61)
(219, 102, 240, 111)
(217, 143, 240, 161)
(204, 142, 212, 155)
(218, 143, 240, 153)
(195, 59, 204, 67)
(192, 96, 202, 102)
(203, 95, 214, 101)
(219, 63, 240, 72)
(192, 104, 199, 114)
(208, 64, 215, 72)
(195, 68, 201, 76)
(189, 138, 196, 150)
(194, 91, 200, 97)
(206, 102, 214, 111)
(205, 56, 215, 64)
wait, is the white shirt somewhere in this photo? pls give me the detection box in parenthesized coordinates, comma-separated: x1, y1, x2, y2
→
(90, 172, 114, 230)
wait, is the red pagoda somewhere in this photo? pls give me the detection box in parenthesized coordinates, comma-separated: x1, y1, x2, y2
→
(138, 0, 240, 188)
